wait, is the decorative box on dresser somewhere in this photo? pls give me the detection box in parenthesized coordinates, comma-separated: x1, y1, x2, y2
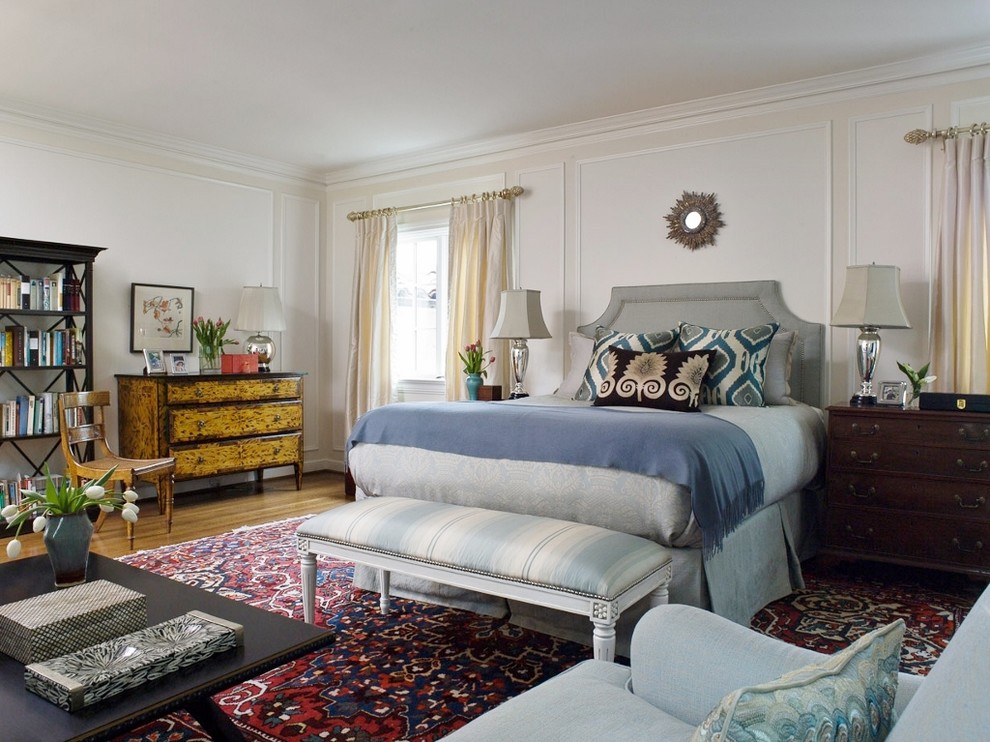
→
(825, 404, 989, 577)
(115, 373, 304, 493)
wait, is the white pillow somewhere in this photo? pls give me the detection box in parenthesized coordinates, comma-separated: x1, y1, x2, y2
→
(764, 330, 797, 406)
(554, 332, 594, 399)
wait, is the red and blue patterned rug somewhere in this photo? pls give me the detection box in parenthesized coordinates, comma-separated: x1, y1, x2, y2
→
(114, 517, 984, 741)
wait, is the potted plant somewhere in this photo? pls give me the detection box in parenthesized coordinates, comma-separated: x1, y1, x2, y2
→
(458, 341, 495, 400)
(1, 465, 139, 586)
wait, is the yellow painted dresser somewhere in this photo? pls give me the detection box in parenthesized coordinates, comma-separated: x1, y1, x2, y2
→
(115, 373, 303, 491)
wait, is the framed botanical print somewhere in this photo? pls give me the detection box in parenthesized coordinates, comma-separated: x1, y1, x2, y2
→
(130, 283, 194, 352)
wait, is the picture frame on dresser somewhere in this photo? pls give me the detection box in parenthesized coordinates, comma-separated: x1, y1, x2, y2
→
(143, 349, 165, 375)
(877, 380, 907, 406)
(130, 283, 194, 352)
(166, 353, 188, 375)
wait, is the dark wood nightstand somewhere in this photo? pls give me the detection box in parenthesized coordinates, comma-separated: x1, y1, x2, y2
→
(825, 404, 990, 577)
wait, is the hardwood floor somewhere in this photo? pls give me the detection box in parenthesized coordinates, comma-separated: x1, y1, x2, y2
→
(3, 470, 350, 561)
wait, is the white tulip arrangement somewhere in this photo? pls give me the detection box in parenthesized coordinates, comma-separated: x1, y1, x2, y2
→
(1, 465, 139, 559)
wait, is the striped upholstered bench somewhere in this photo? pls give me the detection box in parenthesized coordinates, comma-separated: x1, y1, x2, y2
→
(296, 497, 673, 662)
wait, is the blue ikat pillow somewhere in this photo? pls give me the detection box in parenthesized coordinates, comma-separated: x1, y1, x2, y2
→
(677, 321, 778, 406)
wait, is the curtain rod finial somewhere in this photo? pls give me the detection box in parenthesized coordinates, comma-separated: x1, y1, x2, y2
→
(904, 129, 932, 144)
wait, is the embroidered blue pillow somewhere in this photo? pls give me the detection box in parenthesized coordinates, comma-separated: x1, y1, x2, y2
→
(575, 326, 678, 401)
(692, 620, 904, 742)
(678, 321, 779, 406)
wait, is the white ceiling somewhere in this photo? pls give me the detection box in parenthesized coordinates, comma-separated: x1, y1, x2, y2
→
(2, 1, 990, 180)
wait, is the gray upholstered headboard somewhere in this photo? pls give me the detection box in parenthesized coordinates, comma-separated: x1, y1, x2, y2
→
(576, 280, 824, 408)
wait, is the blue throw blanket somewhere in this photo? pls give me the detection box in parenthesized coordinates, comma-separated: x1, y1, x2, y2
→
(347, 402, 765, 556)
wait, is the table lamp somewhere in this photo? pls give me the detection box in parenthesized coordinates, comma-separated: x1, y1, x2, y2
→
(831, 264, 911, 406)
(236, 285, 286, 372)
(490, 289, 551, 399)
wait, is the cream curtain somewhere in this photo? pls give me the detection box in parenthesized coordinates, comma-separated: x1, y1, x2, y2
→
(345, 212, 397, 433)
(932, 134, 990, 393)
(445, 198, 512, 399)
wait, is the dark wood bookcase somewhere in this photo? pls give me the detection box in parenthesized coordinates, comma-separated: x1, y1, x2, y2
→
(0, 235, 104, 496)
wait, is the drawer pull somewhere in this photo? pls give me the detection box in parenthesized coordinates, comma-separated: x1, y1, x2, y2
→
(844, 525, 873, 541)
(959, 426, 990, 442)
(273, 447, 281, 455)
(951, 537, 984, 554)
(956, 459, 989, 473)
(195, 388, 205, 398)
(273, 414, 282, 422)
(197, 420, 206, 430)
(847, 484, 876, 499)
(849, 451, 879, 465)
(850, 423, 879, 437)
(954, 495, 987, 509)
(197, 455, 206, 464)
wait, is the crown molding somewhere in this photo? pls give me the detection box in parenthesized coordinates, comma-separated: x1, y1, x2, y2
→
(1, 42, 988, 190)
(0, 97, 326, 186)
(324, 43, 990, 187)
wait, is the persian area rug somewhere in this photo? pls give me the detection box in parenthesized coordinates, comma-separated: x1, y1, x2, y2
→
(752, 555, 985, 676)
(114, 518, 984, 741)
(114, 516, 589, 742)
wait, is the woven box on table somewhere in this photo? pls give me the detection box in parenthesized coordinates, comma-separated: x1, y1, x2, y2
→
(25, 610, 244, 711)
(0, 580, 147, 664)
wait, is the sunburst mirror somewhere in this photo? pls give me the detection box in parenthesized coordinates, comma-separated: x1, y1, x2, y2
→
(664, 191, 724, 250)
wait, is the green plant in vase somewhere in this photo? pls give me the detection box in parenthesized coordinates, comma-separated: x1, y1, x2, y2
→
(2, 465, 139, 586)
(458, 340, 495, 400)
(896, 361, 936, 406)
(192, 316, 239, 372)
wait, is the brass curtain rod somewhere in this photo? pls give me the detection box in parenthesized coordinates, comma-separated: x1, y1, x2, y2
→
(904, 121, 988, 144)
(347, 186, 524, 222)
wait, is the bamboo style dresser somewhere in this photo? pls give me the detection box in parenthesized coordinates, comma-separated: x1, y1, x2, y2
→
(825, 404, 990, 577)
(115, 372, 303, 492)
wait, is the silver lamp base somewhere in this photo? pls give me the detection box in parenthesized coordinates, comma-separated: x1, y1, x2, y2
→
(850, 325, 880, 406)
(507, 338, 530, 399)
(244, 333, 276, 372)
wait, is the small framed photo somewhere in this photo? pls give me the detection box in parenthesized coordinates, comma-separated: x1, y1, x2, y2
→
(143, 349, 166, 375)
(130, 283, 195, 353)
(877, 380, 908, 406)
(166, 353, 188, 375)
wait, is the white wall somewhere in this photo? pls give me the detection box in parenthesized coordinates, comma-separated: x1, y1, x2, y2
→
(328, 69, 990, 472)
(0, 60, 987, 481)
(0, 128, 327, 484)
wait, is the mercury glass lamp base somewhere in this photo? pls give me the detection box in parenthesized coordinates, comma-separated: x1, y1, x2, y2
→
(244, 333, 275, 372)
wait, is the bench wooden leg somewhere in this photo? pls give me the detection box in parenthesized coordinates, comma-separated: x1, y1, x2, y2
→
(379, 568, 391, 614)
(301, 552, 317, 623)
(591, 619, 617, 662)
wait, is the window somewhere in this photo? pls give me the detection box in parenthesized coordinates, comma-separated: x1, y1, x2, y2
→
(393, 224, 447, 381)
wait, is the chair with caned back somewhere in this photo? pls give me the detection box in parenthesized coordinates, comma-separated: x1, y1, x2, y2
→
(58, 390, 175, 548)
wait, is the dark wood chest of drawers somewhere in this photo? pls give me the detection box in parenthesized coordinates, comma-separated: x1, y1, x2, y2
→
(825, 405, 989, 576)
(116, 373, 303, 491)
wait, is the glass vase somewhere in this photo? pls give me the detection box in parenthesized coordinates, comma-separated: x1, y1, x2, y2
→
(44, 512, 94, 588)
(199, 347, 221, 374)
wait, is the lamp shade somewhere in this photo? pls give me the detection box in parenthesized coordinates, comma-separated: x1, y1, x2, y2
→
(831, 265, 911, 329)
(490, 289, 551, 339)
(235, 286, 286, 332)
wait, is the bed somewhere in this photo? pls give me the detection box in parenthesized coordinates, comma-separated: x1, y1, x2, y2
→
(346, 280, 826, 648)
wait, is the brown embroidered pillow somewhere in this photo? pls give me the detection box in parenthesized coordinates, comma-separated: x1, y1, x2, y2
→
(593, 347, 715, 412)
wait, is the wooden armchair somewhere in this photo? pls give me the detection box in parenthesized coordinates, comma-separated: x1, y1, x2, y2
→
(58, 391, 176, 548)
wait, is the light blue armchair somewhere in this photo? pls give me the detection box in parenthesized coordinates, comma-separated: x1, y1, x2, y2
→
(447, 584, 990, 741)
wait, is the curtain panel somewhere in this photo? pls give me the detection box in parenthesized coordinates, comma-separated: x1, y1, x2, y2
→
(345, 213, 397, 433)
(445, 199, 512, 399)
(932, 134, 990, 393)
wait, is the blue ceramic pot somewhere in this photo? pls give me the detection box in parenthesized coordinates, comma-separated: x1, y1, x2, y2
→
(44, 512, 94, 588)
(465, 373, 483, 401)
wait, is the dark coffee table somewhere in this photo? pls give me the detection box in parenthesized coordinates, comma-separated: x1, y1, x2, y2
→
(0, 553, 334, 741)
